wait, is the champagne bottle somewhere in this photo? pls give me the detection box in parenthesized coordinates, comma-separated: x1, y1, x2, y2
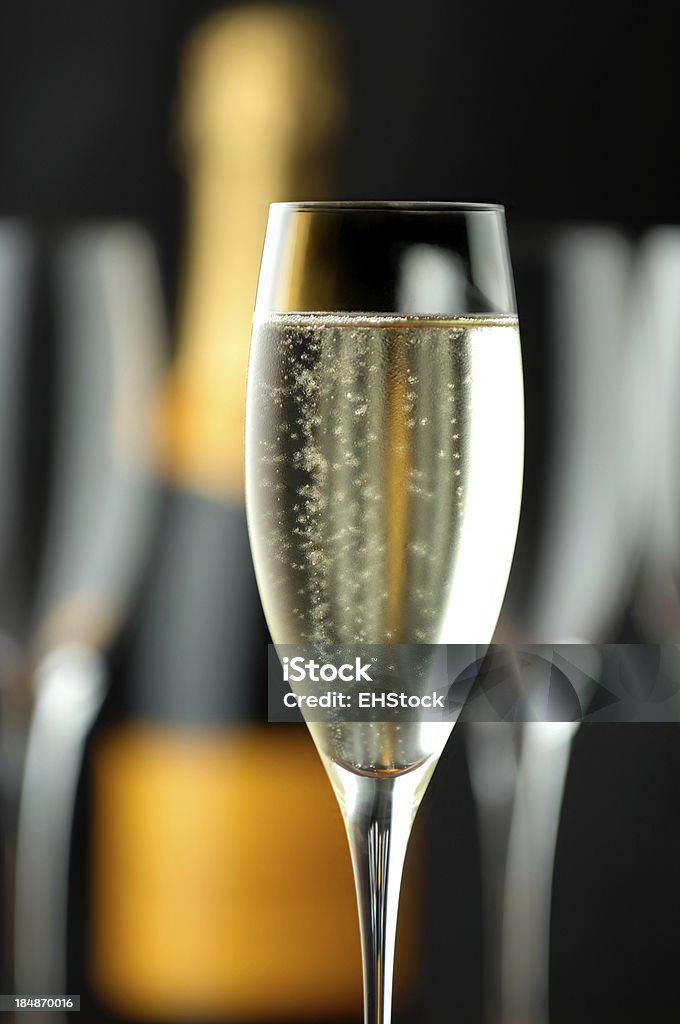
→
(83, 9, 366, 1022)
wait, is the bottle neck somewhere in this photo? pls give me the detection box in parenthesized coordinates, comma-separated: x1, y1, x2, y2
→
(160, 156, 327, 502)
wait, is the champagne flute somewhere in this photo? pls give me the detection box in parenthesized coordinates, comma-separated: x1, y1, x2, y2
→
(470, 225, 635, 1024)
(9, 224, 165, 1004)
(245, 201, 524, 1024)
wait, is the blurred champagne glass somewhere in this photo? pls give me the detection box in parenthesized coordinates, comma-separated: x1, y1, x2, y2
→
(465, 225, 638, 1024)
(0, 220, 36, 996)
(0, 222, 35, 661)
(9, 224, 165, 1009)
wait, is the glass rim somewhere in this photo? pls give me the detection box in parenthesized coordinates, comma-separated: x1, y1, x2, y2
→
(269, 200, 505, 214)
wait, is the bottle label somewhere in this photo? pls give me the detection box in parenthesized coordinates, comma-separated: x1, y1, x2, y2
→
(89, 724, 364, 1020)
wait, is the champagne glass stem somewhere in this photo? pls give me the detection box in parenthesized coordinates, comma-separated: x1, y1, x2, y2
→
(338, 766, 430, 1024)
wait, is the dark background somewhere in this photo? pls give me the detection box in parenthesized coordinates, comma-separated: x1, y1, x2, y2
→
(2, 1, 679, 1022)
(1, 0, 676, 291)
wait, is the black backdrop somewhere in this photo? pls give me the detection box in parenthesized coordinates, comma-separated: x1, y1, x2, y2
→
(1, 0, 677, 284)
(1, 1, 680, 1022)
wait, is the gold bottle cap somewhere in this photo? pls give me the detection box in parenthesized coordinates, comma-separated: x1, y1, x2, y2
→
(179, 6, 344, 171)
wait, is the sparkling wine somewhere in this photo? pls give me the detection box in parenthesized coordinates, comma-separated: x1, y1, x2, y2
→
(246, 313, 523, 773)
